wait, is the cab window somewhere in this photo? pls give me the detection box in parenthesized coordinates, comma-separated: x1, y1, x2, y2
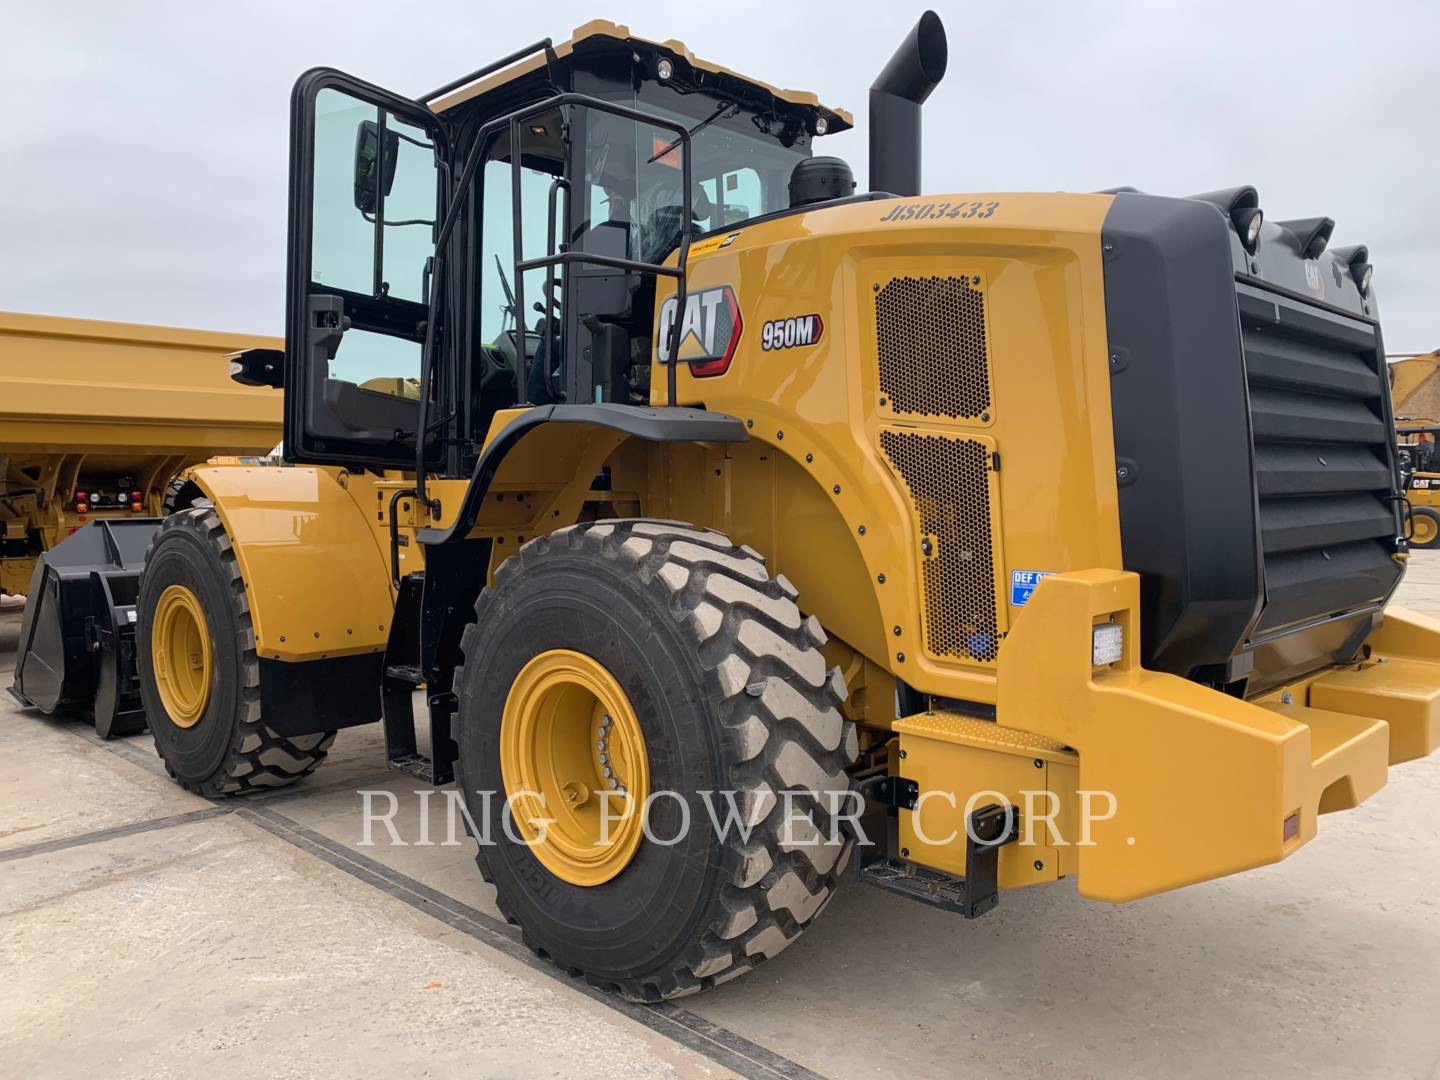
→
(310, 87, 438, 400)
(577, 93, 807, 264)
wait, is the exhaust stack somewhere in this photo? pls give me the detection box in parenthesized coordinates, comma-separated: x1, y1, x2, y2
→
(869, 10, 948, 197)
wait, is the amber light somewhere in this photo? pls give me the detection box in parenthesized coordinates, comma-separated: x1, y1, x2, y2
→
(1283, 811, 1301, 843)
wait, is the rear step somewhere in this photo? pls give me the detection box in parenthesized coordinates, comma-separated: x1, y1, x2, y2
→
(861, 803, 1021, 918)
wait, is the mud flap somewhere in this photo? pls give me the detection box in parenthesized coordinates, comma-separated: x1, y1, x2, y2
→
(10, 518, 159, 737)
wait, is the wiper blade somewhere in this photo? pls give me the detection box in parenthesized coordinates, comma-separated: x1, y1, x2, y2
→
(648, 101, 738, 164)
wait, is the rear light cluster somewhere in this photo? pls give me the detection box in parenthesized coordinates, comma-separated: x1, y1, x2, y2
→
(71, 488, 146, 514)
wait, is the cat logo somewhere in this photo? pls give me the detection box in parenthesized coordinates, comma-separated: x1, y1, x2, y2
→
(657, 285, 742, 377)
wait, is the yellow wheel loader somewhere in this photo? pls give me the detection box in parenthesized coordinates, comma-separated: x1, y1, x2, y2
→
(1395, 422, 1440, 548)
(18, 12, 1440, 1001)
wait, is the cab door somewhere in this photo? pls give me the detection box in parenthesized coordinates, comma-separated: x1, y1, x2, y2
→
(285, 69, 450, 468)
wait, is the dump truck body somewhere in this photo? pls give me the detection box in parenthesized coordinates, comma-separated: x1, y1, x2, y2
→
(0, 312, 283, 596)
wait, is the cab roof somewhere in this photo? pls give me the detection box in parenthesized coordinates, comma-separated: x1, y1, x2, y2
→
(429, 19, 853, 132)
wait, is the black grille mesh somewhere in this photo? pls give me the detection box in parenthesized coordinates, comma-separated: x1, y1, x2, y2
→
(875, 275, 990, 419)
(880, 429, 1002, 663)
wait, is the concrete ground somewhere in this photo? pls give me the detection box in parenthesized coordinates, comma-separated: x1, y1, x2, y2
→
(4, 560, 1440, 1080)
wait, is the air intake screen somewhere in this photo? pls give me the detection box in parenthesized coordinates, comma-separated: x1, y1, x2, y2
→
(876, 275, 990, 419)
(880, 429, 1002, 663)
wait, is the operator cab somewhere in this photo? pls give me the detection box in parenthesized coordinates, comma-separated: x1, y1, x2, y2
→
(281, 21, 851, 479)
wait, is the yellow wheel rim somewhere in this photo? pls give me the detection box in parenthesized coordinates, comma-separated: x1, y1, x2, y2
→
(500, 649, 650, 886)
(151, 584, 213, 729)
(1413, 513, 1438, 547)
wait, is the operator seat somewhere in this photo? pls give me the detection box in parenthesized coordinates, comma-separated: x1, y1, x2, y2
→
(640, 185, 712, 264)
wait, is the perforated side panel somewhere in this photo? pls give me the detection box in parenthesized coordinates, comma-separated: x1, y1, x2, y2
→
(880, 430, 1002, 663)
(875, 275, 990, 419)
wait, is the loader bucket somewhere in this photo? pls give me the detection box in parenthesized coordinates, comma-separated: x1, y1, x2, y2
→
(9, 518, 160, 738)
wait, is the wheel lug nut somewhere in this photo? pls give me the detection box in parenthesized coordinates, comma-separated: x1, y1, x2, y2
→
(609, 778, 619, 789)
(596, 740, 604, 749)
(599, 753, 609, 765)
(602, 766, 613, 779)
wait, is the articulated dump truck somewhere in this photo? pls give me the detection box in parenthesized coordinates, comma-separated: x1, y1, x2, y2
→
(5, 311, 281, 735)
(13, 12, 1439, 1001)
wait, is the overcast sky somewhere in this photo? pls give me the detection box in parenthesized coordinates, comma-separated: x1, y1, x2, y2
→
(4, 1, 1436, 352)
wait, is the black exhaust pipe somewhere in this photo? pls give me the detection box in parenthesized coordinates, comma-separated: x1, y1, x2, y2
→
(869, 10, 948, 197)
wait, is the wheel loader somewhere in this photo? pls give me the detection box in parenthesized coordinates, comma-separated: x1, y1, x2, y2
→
(15, 12, 1440, 1002)
(1395, 422, 1440, 547)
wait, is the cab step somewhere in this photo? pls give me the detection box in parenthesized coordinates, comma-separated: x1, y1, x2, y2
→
(380, 574, 456, 786)
(860, 803, 1021, 919)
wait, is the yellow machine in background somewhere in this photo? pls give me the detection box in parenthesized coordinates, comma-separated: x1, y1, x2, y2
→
(1390, 351, 1440, 547)
(0, 312, 282, 596)
(17, 13, 1438, 1001)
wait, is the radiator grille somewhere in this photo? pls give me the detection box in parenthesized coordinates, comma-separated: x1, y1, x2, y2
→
(875, 275, 991, 419)
(1239, 284, 1400, 636)
(880, 429, 1002, 663)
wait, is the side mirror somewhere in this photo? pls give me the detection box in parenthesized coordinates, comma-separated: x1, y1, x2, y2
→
(354, 120, 398, 213)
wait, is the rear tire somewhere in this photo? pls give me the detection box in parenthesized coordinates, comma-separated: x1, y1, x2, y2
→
(136, 508, 335, 796)
(1411, 506, 1440, 549)
(455, 519, 858, 1001)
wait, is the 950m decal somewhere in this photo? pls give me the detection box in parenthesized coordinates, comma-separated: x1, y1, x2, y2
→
(761, 314, 824, 351)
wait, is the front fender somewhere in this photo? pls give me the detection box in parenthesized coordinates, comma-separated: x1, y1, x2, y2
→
(188, 465, 393, 661)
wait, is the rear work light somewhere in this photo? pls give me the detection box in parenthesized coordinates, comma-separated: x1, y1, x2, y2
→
(1092, 622, 1124, 666)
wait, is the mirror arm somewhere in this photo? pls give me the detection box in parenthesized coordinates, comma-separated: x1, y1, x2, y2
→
(371, 110, 388, 299)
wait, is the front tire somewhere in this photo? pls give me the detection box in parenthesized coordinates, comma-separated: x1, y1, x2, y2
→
(136, 508, 335, 796)
(455, 520, 858, 1001)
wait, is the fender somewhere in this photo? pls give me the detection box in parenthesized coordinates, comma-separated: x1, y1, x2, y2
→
(413, 402, 747, 685)
(417, 402, 748, 546)
(187, 464, 394, 662)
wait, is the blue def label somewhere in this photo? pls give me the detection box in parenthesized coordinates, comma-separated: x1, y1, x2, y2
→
(1010, 569, 1053, 606)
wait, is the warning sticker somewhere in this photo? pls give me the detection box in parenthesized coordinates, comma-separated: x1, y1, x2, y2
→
(1010, 569, 1053, 607)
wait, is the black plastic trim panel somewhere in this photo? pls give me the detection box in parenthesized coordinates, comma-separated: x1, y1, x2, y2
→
(1100, 192, 1263, 677)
